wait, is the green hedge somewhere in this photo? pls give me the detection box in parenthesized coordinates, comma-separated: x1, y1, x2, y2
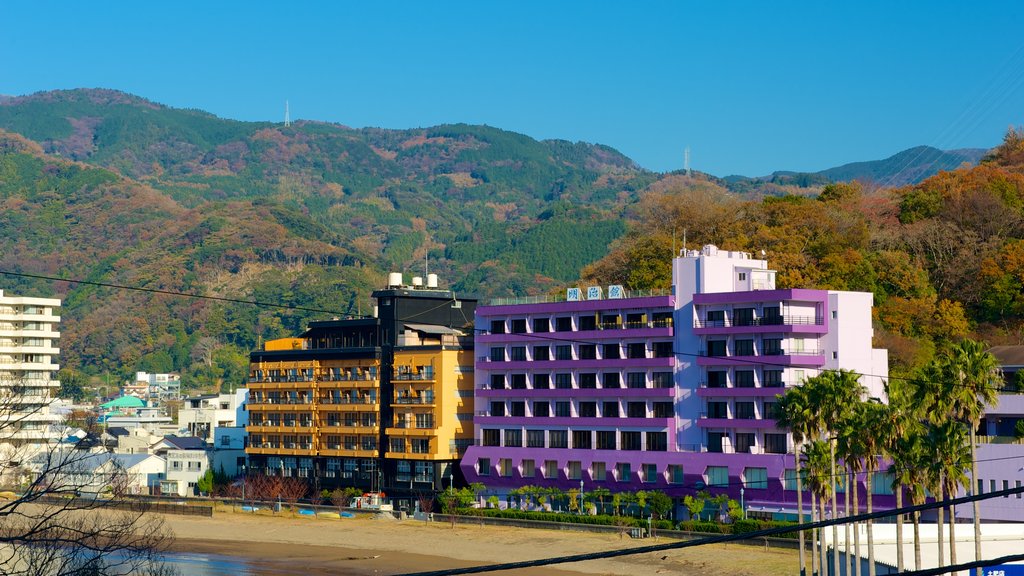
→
(455, 508, 641, 527)
(729, 519, 800, 539)
(676, 520, 731, 534)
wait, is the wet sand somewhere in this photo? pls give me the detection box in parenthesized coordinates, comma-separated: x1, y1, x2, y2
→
(161, 509, 798, 576)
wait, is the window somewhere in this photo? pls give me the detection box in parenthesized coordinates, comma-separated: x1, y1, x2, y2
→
(504, 429, 522, 447)
(832, 310, 838, 319)
(555, 317, 573, 332)
(707, 402, 728, 419)
(621, 431, 642, 451)
(706, 466, 729, 487)
(731, 306, 755, 326)
(522, 459, 536, 478)
(592, 461, 607, 482)
(763, 370, 784, 387)
(579, 402, 597, 418)
(1003, 480, 1010, 498)
(489, 320, 505, 334)
(873, 472, 895, 495)
(763, 401, 779, 419)
(763, 338, 783, 355)
(602, 343, 620, 359)
(653, 402, 673, 418)
(735, 339, 754, 356)
(627, 372, 646, 388)
(643, 464, 658, 483)
(567, 461, 583, 480)
(707, 371, 727, 388)
(596, 431, 617, 450)
(625, 313, 645, 328)
(707, 432, 724, 453)
(533, 373, 550, 389)
(511, 319, 527, 334)
(646, 432, 668, 452)
(555, 402, 571, 418)
(527, 430, 546, 448)
(533, 401, 550, 418)
(510, 374, 527, 389)
(544, 460, 559, 479)
(555, 373, 572, 388)
(549, 430, 568, 448)
(627, 402, 646, 418)
(735, 370, 755, 387)
(510, 347, 527, 361)
(489, 347, 505, 362)
(572, 430, 592, 449)
(707, 341, 727, 357)
(736, 402, 755, 419)
(579, 344, 597, 359)
(509, 401, 526, 417)
(482, 429, 500, 447)
(602, 372, 620, 389)
(601, 314, 620, 329)
(579, 373, 597, 389)
(533, 346, 550, 361)
(500, 458, 513, 477)
(705, 309, 725, 326)
(653, 372, 673, 388)
(745, 467, 768, 489)
(579, 315, 597, 331)
(489, 401, 505, 417)
(555, 346, 573, 360)
(668, 464, 685, 484)
(627, 343, 646, 359)
(478, 458, 491, 476)
(489, 374, 505, 389)
(764, 433, 788, 454)
(735, 433, 755, 453)
(784, 469, 803, 490)
(602, 401, 619, 418)
(616, 462, 631, 482)
(833, 351, 839, 360)
(533, 318, 550, 333)
(653, 342, 673, 358)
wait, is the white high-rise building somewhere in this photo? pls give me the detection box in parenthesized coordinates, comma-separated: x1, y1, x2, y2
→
(0, 289, 62, 463)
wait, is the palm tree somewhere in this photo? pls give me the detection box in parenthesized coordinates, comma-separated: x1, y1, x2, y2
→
(805, 440, 833, 575)
(942, 339, 1001, 576)
(929, 420, 971, 569)
(837, 412, 866, 576)
(854, 400, 892, 576)
(776, 383, 815, 576)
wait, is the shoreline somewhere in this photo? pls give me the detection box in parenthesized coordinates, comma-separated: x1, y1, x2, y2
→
(158, 508, 798, 576)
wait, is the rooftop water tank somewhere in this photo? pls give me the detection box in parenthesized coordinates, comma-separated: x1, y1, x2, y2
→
(388, 272, 403, 287)
(427, 274, 439, 288)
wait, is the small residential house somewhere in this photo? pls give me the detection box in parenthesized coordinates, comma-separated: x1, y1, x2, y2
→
(48, 452, 166, 496)
(161, 448, 210, 497)
(177, 389, 248, 443)
(211, 426, 247, 478)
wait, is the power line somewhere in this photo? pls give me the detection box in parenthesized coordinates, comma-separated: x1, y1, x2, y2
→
(394, 483, 1024, 576)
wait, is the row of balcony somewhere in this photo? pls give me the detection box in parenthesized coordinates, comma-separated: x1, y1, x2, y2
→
(693, 315, 823, 329)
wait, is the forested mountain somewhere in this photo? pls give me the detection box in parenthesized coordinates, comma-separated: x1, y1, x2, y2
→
(722, 146, 986, 195)
(0, 89, 654, 386)
(0, 88, 1009, 389)
(583, 129, 1024, 378)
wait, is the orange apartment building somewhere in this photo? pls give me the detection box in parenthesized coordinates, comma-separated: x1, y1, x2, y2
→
(245, 279, 477, 497)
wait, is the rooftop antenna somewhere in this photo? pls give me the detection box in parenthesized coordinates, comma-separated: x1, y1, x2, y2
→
(284, 100, 291, 127)
(684, 147, 691, 176)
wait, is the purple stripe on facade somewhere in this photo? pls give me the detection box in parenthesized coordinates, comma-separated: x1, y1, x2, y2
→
(696, 387, 787, 398)
(696, 417, 779, 430)
(476, 388, 676, 398)
(478, 327, 673, 343)
(475, 416, 673, 427)
(692, 288, 827, 305)
(476, 358, 675, 370)
(696, 354, 825, 367)
(693, 324, 828, 336)
(461, 446, 898, 511)
(477, 296, 675, 317)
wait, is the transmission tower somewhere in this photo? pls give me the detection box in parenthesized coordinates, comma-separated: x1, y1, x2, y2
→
(284, 100, 291, 127)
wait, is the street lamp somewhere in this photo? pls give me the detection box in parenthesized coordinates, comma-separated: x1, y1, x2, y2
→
(579, 480, 584, 514)
(740, 487, 745, 520)
(241, 464, 246, 510)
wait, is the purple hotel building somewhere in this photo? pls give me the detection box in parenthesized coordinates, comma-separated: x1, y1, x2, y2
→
(461, 245, 890, 516)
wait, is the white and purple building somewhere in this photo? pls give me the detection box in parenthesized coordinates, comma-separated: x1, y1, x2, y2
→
(461, 245, 889, 515)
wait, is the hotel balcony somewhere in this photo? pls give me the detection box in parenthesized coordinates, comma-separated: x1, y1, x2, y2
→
(692, 315, 826, 335)
(319, 424, 379, 435)
(475, 386, 675, 398)
(318, 446, 379, 458)
(696, 383, 790, 398)
(391, 395, 436, 408)
(696, 350, 825, 367)
(245, 424, 315, 434)
(476, 356, 675, 371)
(696, 415, 779, 430)
(246, 401, 315, 411)
(246, 443, 316, 456)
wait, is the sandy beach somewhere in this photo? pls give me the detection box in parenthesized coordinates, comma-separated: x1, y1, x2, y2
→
(160, 508, 798, 576)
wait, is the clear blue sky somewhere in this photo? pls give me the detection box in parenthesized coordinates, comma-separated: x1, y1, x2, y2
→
(3, 1, 1023, 176)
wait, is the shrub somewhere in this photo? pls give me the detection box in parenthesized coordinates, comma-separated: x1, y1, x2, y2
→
(677, 520, 729, 534)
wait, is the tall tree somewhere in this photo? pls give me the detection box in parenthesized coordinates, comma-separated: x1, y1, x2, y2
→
(776, 384, 815, 576)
